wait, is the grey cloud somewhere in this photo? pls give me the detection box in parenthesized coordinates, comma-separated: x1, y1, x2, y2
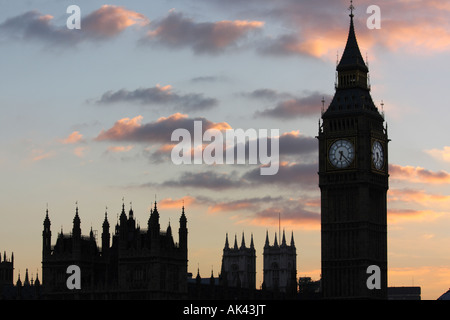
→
(96, 86, 218, 112)
(254, 91, 332, 119)
(140, 11, 263, 55)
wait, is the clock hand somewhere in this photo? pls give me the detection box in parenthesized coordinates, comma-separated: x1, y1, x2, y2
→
(341, 153, 350, 163)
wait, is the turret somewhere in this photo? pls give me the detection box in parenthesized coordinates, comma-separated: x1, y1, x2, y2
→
(43, 209, 51, 257)
(102, 211, 110, 257)
(178, 204, 188, 261)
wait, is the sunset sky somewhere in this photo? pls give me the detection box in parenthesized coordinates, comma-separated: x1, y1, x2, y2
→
(1, 0, 450, 300)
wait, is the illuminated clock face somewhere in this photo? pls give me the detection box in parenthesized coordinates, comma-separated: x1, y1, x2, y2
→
(372, 141, 384, 170)
(329, 139, 355, 168)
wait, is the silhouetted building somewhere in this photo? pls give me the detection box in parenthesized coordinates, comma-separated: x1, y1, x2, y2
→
(1, 254, 42, 300)
(388, 287, 421, 300)
(262, 231, 297, 294)
(41, 201, 188, 299)
(318, 4, 388, 299)
(219, 233, 256, 290)
(0, 251, 13, 291)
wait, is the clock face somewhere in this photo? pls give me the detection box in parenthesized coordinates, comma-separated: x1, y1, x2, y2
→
(372, 141, 384, 170)
(329, 139, 355, 169)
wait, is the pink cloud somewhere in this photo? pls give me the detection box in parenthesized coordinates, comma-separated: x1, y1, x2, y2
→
(389, 164, 450, 184)
(107, 145, 134, 153)
(83, 5, 149, 38)
(59, 131, 83, 144)
(95, 115, 143, 142)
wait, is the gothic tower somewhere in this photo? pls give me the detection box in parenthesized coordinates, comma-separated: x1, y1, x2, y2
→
(220, 233, 256, 289)
(317, 4, 388, 299)
(262, 231, 297, 294)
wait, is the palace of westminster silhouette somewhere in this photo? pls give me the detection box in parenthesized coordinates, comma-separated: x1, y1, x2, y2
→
(1, 5, 414, 300)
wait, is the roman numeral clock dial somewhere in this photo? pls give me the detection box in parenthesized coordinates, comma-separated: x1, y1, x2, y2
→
(328, 139, 355, 169)
(372, 140, 384, 170)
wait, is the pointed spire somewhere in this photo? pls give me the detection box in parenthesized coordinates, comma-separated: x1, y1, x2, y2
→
(128, 201, 134, 219)
(103, 210, 109, 229)
(337, 2, 368, 73)
(281, 229, 287, 246)
(274, 232, 278, 247)
(24, 269, 30, 286)
(233, 234, 238, 249)
(240, 232, 246, 249)
(224, 233, 229, 249)
(290, 231, 295, 247)
(250, 233, 254, 249)
(264, 230, 270, 248)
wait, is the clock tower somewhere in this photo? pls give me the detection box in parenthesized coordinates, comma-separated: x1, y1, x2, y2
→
(318, 4, 388, 299)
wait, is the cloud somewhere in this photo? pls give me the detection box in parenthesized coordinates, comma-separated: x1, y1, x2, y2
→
(0, 11, 75, 45)
(59, 131, 84, 144)
(95, 84, 218, 111)
(389, 188, 450, 207)
(243, 161, 318, 186)
(95, 113, 231, 143)
(258, 33, 343, 58)
(144, 128, 316, 165)
(238, 195, 320, 230)
(158, 195, 198, 210)
(389, 164, 450, 184)
(155, 170, 243, 191)
(425, 146, 450, 163)
(0, 6, 149, 46)
(387, 209, 444, 224)
(244, 89, 331, 119)
(82, 5, 149, 38)
(73, 146, 87, 158)
(107, 145, 134, 153)
(141, 10, 264, 54)
(29, 149, 55, 162)
(207, 196, 282, 214)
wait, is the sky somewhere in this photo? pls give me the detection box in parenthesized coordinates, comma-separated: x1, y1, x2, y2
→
(1, 0, 450, 300)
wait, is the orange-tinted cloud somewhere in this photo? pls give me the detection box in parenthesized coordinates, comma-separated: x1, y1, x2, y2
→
(96, 115, 143, 142)
(59, 131, 83, 144)
(426, 146, 450, 163)
(30, 149, 55, 162)
(158, 196, 197, 210)
(388, 209, 444, 224)
(83, 5, 149, 38)
(389, 164, 450, 184)
(107, 145, 134, 153)
(95, 113, 231, 143)
(389, 188, 450, 207)
(73, 146, 87, 158)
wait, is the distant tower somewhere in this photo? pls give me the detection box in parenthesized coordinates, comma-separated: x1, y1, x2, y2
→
(0, 251, 14, 290)
(179, 204, 188, 265)
(101, 210, 110, 258)
(220, 233, 256, 289)
(263, 230, 297, 294)
(42, 208, 51, 259)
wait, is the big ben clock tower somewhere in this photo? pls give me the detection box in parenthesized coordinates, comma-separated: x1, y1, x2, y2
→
(318, 3, 388, 299)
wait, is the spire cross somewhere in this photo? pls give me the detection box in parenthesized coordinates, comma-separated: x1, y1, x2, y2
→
(349, 0, 355, 17)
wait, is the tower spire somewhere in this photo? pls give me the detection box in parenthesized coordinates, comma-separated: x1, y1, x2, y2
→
(349, 0, 355, 18)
